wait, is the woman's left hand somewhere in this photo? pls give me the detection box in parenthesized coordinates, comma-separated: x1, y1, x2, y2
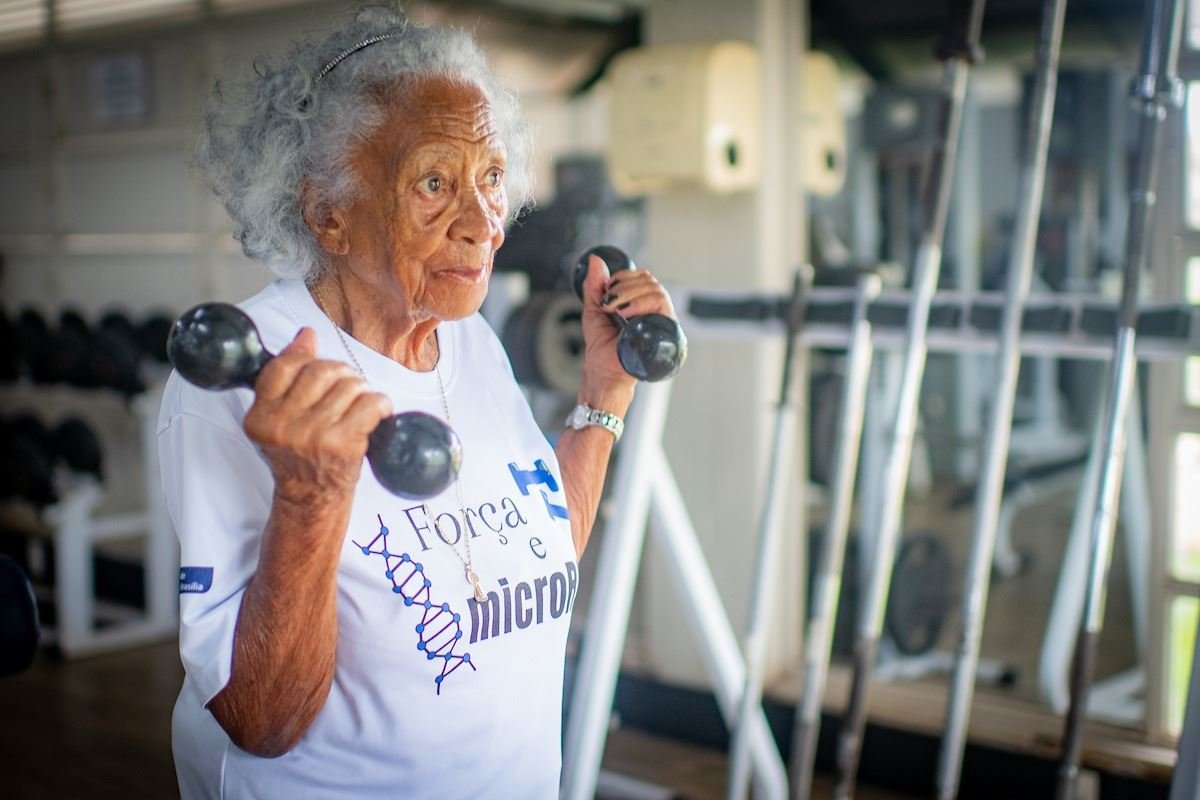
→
(576, 254, 678, 407)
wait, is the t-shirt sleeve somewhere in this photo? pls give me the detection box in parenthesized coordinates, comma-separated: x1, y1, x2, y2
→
(158, 386, 273, 707)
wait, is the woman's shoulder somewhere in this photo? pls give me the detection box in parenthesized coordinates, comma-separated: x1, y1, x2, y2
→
(238, 278, 311, 354)
(155, 280, 298, 439)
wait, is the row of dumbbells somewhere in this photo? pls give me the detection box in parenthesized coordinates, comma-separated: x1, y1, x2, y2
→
(0, 413, 104, 509)
(0, 307, 175, 395)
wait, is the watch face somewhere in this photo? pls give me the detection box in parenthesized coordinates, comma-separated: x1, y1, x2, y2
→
(568, 405, 587, 428)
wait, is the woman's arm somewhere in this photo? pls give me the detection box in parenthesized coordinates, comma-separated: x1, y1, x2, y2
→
(555, 256, 677, 557)
(205, 328, 391, 757)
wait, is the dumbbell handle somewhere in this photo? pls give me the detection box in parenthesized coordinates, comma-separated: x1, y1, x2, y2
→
(573, 246, 687, 382)
(167, 303, 461, 500)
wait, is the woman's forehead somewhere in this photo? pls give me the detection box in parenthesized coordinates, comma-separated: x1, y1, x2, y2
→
(363, 77, 504, 163)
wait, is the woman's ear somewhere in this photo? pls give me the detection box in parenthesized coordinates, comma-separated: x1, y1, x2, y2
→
(301, 182, 351, 256)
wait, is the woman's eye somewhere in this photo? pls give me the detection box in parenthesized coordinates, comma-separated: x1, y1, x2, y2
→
(421, 176, 442, 193)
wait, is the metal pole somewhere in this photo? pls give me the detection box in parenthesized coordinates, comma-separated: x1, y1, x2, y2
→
(1055, 0, 1185, 796)
(560, 382, 672, 800)
(728, 267, 813, 800)
(790, 274, 882, 799)
(832, 2, 986, 796)
(936, 0, 1067, 796)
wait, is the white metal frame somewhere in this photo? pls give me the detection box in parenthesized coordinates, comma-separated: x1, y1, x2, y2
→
(35, 391, 177, 657)
(560, 380, 789, 800)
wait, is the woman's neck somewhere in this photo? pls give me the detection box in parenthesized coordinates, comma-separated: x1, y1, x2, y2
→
(308, 270, 440, 372)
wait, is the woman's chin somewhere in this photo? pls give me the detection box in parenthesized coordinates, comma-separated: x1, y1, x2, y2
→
(430, 290, 488, 321)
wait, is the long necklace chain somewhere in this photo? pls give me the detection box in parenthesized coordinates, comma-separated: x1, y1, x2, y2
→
(323, 307, 486, 602)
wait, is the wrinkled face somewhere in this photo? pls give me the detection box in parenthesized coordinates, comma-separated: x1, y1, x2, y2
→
(337, 76, 509, 322)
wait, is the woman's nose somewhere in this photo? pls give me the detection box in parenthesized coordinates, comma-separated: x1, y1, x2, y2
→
(450, 188, 500, 245)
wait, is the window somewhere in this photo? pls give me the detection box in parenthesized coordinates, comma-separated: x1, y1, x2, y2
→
(1170, 595, 1199, 734)
(0, 0, 46, 48)
(1175, 434, 1200, 582)
(55, 0, 198, 34)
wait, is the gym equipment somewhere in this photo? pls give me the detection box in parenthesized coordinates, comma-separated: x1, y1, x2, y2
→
(0, 308, 19, 381)
(54, 309, 94, 387)
(137, 311, 174, 365)
(682, 286, 1200, 361)
(99, 309, 138, 342)
(167, 302, 462, 501)
(792, 272, 879, 799)
(18, 309, 58, 385)
(89, 327, 145, 396)
(1039, 394, 1151, 723)
(2, 414, 58, 507)
(833, 1, 986, 795)
(70, 309, 147, 395)
(501, 292, 585, 395)
(1056, 0, 1184, 796)
(561, 269, 1200, 799)
(572, 245, 688, 382)
(58, 308, 89, 338)
(937, 0, 1068, 795)
(53, 418, 104, 480)
(728, 267, 812, 800)
(561, 378, 788, 800)
(885, 533, 952, 656)
(0, 555, 39, 676)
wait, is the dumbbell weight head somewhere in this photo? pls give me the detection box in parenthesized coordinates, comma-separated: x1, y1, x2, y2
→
(139, 312, 176, 365)
(572, 246, 687, 382)
(54, 417, 104, 480)
(367, 413, 463, 500)
(167, 302, 461, 500)
(168, 303, 271, 391)
(0, 309, 18, 382)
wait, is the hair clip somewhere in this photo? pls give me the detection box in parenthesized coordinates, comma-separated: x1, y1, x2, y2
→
(315, 32, 399, 82)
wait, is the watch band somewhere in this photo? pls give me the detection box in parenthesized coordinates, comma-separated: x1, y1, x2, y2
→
(565, 403, 624, 442)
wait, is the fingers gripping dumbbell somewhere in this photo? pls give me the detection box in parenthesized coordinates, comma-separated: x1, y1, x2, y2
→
(572, 245, 687, 382)
(167, 303, 462, 500)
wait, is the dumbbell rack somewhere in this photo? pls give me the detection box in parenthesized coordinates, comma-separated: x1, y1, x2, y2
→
(1, 384, 177, 658)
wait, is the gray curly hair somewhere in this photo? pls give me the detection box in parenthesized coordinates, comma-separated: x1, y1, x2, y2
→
(196, 4, 534, 281)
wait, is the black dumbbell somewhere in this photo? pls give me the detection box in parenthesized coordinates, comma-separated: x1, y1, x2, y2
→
(1, 414, 58, 507)
(17, 309, 53, 384)
(167, 303, 462, 500)
(54, 417, 104, 480)
(138, 312, 175, 365)
(571, 245, 687, 382)
(0, 309, 18, 382)
(56, 310, 95, 387)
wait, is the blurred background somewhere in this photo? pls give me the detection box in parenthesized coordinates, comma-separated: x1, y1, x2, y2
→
(0, 0, 1198, 797)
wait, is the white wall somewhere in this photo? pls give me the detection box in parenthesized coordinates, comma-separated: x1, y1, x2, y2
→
(636, 0, 809, 688)
(0, 1, 614, 318)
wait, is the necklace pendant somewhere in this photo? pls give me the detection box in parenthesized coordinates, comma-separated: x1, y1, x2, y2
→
(467, 567, 486, 602)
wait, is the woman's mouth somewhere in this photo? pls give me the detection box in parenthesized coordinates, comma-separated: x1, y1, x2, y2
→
(438, 266, 487, 284)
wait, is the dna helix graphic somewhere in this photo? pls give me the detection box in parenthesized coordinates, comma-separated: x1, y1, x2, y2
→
(353, 514, 476, 694)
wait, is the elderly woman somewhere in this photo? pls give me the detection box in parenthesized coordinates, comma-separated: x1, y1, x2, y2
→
(158, 6, 676, 798)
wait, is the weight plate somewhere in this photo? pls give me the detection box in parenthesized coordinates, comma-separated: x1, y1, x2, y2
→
(502, 293, 584, 395)
(885, 532, 952, 656)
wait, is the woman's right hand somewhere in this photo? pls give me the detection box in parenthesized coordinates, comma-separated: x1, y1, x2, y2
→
(242, 328, 393, 505)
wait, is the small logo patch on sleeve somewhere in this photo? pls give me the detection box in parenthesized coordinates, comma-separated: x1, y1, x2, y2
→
(179, 566, 214, 594)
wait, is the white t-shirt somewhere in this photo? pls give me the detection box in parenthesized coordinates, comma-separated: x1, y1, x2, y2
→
(158, 278, 579, 799)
